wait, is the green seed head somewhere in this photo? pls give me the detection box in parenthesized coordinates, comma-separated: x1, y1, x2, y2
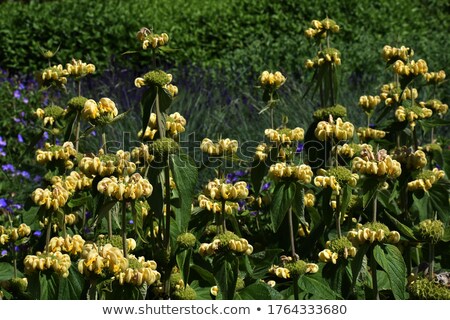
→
(285, 260, 307, 277)
(44, 105, 65, 118)
(313, 104, 347, 121)
(177, 232, 197, 249)
(327, 236, 353, 255)
(67, 96, 88, 112)
(363, 222, 390, 234)
(327, 166, 353, 184)
(150, 137, 179, 158)
(143, 70, 172, 87)
(409, 277, 450, 299)
(417, 219, 444, 244)
(213, 231, 240, 249)
(172, 285, 197, 300)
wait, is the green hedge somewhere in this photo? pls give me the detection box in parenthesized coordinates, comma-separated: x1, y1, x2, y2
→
(0, 0, 448, 87)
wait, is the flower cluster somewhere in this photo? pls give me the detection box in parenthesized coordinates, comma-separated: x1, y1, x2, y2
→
(202, 179, 249, 201)
(352, 149, 402, 178)
(31, 182, 71, 211)
(259, 71, 286, 90)
(420, 99, 448, 116)
(269, 257, 318, 279)
(318, 237, 357, 264)
(24, 251, 72, 277)
(36, 141, 77, 169)
(117, 255, 161, 286)
(268, 163, 313, 183)
(138, 112, 186, 140)
(358, 95, 381, 114)
(357, 127, 386, 141)
(313, 104, 347, 121)
(315, 117, 354, 141)
(407, 168, 445, 192)
(347, 222, 400, 245)
(305, 48, 341, 68)
(79, 150, 136, 177)
(136, 27, 169, 50)
(392, 147, 427, 170)
(395, 102, 432, 128)
(200, 138, 238, 156)
(65, 59, 95, 78)
(198, 195, 239, 214)
(199, 231, 253, 256)
(382, 45, 414, 62)
(97, 173, 153, 201)
(423, 70, 446, 84)
(314, 167, 358, 195)
(254, 143, 268, 161)
(81, 97, 118, 124)
(335, 143, 372, 159)
(304, 18, 340, 40)
(34, 105, 66, 127)
(46, 235, 85, 256)
(51, 171, 92, 193)
(393, 59, 428, 78)
(304, 191, 315, 207)
(264, 127, 304, 144)
(40, 64, 69, 88)
(380, 83, 417, 106)
(0, 223, 31, 245)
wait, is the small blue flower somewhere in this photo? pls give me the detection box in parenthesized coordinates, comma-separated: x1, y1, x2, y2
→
(18, 134, 24, 143)
(23, 97, 29, 104)
(1, 249, 7, 257)
(91, 131, 97, 136)
(262, 182, 271, 191)
(20, 171, 30, 179)
(0, 136, 6, 147)
(296, 142, 304, 154)
(33, 230, 42, 237)
(129, 219, 134, 225)
(2, 164, 15, 172)
(13, 89, 21, 99)
(18, 83, 25, 90)
(0, 198, 8, 208)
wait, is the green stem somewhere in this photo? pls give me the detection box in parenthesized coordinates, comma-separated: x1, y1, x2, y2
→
(372, 190, 378, 223)
(164, 164, 171, 249)
(293, 275, 300, 300)
(429, 243, 435, 281)
(288, 207, 297, 260)
(335, 194, 342, 238)
(101, 131, 107, 153)
(45, 212, 53, 254)
(370, 246, 379, 300)
(122, 202, 128, 258)
(221, 200, 227, 233)
(108, 211, 113, 240)
(88, 280, 97, 300)
(74, 111, 81, 152)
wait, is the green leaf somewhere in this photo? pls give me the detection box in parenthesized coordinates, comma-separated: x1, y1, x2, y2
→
(131, 200, 147, 243)
(351, 243, 369, 288)
(28, 271, 58, 300)
(418, 118, 450, 133)
(298, 273, 342, 300)
(235, 282, 283, 300)
(428, 184, 450, 224)
(0, 262, 15, 281)
(340, 184, 352, 215)
(270, 181, 296, 232)
(67, 194, 90, 208)
(141, 87, 157, 138)
(57, 263, 85, 299)
(212, 253, 239, 300)
(292, 182, 305, 223)
(170, 153, 198, 233)
(189, 280, 213, 300)
(176, 249, 192, 284)
(250, 159, 267, 195)
(190, 264, 216, 286)
(384, 211, 417, 240)
(411, 192, 432, 222)
(373, 244, 407, 300)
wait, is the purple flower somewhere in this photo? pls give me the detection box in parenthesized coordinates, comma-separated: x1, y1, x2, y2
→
(91, 131, 97, 136)
(33, 175, 42, 183)
(0, 198, 7, 208)
(0, 136, 6, 147)
(129, 219, 134, 225)
(19, 171, 30, 179)
(2, 164, 15, 172)
(13, 89, 21, 99)
(262, 182, 271, 191)
(18, 134, 24, 143)
(296, 142, 304, 154)
(22, 97, 29, 104)
(1, 249, 7, 257)
(33, 230, 42, 237)
(18, 83, 25, 90)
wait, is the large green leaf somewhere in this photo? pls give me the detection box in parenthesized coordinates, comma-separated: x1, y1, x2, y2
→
(28, 271, 58, 300)
(373, 244, 407, 300)
(291, 182, 305, 223)
(428, 184, 450, 224)
(235, 282, 283, 300)
(212, 253, 239, 300)
(270, 181, 296, 232)
(170, 153, 198, 233)
(351, 243, 369, 289)
(0, 262, 15, 281)
(298, 273, 343, 300)
(57, 264, 85, 299)
(131, 200, 147, 243)
(190, 264, 216, 286)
